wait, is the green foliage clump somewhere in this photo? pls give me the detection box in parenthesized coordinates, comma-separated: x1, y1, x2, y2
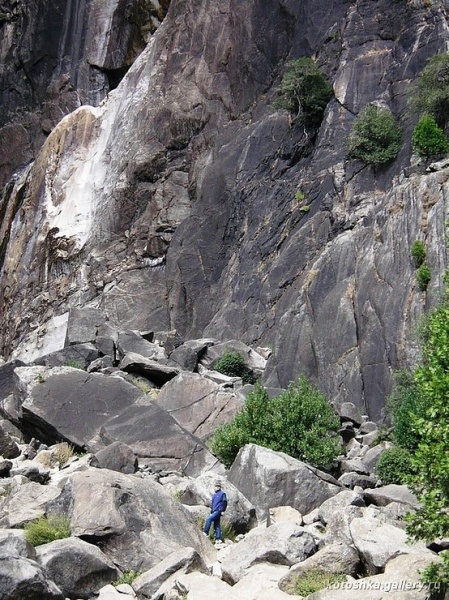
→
(24, 516, 71, 547)
(347, 105, 402, 167)
(387, 372, 425, 451)
(64, 359, 84, 370)
(210, 378, 341, 468)
(376, 447, 415, 484)
(293, 569, 346, 596)
(410, 240, 426, 267)
(417, 264, 431, 291)
(114, 571, 141, 586)
(408, 53, 449, 128)
(273, 57, 333, 126)
(214, 350, 256, 384)
(412, 115, 449, 158)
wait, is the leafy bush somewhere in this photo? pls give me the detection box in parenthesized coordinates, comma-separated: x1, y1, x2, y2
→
(408, 53, 449, 128)
(210, 378, 341, 468)
(213, 350, 256, 384)
(412, 115, 449, 158)
(113, 571, 141, 586)
(294, 569, 346, 596)
(64, 359, 84, 369)
(410, 240, 426, 267)
(25, 516, 71, 546)
(417, 264, 431, 290)
(347, 104, 402, 167)
(387, 372, 425, 452)
(273, 57, 333, 126)
(376, 447, 415, 484)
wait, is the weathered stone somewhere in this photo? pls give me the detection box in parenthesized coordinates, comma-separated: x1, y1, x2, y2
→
(168, 344, 199, 371)
(56, 468, 215, 572)
(65, 307, 105, 345)
(228, 444, 341, 519)
(154, 372, 244, 441)
(0, 481, 62, 528)
(36, 537, 120, 600)
(278, 542, 360, 593)
(364, 484, 420, 510)
(33, 344, 99, 370)
(233, 563, 291, 600)
(338, 472, 378, 490)
(0, 529, 36, 559)
(267, 506, 303, 527)
(0, 360, 25, 403)
(117, 330, 166, 362)
(0, 459, 12, 477)
(338, 458, 369, 475)
(0, 555, 65, 600)
(93, 441, 138, 474)
(10, 460, 51, 484)
(338, 403, 364, 427)
(318, 490, 365, 526)
(220, 522, 317, 585)
(363, 441, 395, 474)
(132, 547, 209, 598)
(200, 340, 267, 372)
(0, 425, 20, 459)
(119, 353, 180, 386)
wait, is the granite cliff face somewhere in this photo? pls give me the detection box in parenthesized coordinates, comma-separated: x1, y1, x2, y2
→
(1, 0, 449, 420)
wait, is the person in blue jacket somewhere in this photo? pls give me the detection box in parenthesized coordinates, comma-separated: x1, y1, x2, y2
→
(203, 480, 227, 544)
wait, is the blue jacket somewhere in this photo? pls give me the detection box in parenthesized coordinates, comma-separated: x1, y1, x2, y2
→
(211, 489, 227, 513)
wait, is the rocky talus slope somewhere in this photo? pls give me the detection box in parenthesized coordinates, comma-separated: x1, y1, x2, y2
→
(0, 328, 444, 599)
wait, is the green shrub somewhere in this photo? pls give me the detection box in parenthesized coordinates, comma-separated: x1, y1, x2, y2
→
(213, 350, 256, 384)
(417, 264, 431, 290)
(410, 240, 426, 267)
(412, 115, 449, 158)
(387, 372, 425, 452)
(347, 104, 402, 167)
(64, 359, 84, 370)
(210, 378, 341, 468)
(294, 569, 346, 596)
(376, 447, 415, 484)
(273, 57, 333, 126)
(24, 516, 71, 546)
(408, 53, 449, 128)
(113, 571, 140, 586)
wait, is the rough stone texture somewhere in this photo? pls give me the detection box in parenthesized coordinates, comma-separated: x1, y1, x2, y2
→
(93, 441, 138, 474)
(318, 490, 365, 526)
(132, 547, 209, 599)
(278, 542, 360, 593)
(0, 555, 65, 600)
(55, 468, 215, 572)
(220, 522, 317, 585)
(0, 425, 20, 459)
(36, 537, 120, 600)
(364, 485, 420, 510)
(154, 372, 244, 441)
(232, 563, 291, 600)
(0, 481, 62, 528)
(0, 529, 36, 559)
(2, 0, 449, 424)
(228, 444, 341, 519)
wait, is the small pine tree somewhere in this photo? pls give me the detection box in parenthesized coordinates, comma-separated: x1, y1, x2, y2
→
(412, 115, 449, 158)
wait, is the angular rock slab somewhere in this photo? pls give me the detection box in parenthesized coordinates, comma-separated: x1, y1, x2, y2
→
(228, 444, 341, 519)
(220, 522, 317, 585)
(0, 481, 62, 528)
(0, 529, 36, 559)
(12, 366, 143, 448)
(36, 537, 120, 600)
(0, 555, 64, 600)
(59, 468, 215, 572)
(349, 514, 433, 574)
(155, 371, 244, 440)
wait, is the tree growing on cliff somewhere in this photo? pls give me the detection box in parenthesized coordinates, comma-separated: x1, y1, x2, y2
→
(408, 53, 449, 129)
(412, 115, 449, 158)
(273, 57, 333, 127)
(346, 104, 402, 167)
(210, 378, 341, 468)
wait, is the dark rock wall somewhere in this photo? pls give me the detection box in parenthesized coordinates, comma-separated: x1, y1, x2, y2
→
(1, 0, 449, 421)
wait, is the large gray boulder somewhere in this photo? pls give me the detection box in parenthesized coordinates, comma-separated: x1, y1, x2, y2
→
(54, 468, 215, 572)
(228, 444, 342, 519)
(349, 513, 433, 574)
(116, 330, 166, 362)
(318, 490, 365, 525)
(0, 529, 36, 559)
(155, 372, 244, 441)
(0, 481, 62, 528)
(36, 537, 120, 600)
(93, 441, 138, 474)
(0, 425, 20, 459)
(0, 555, 64, 600)
(132, 547, 209, 599)
(364, 485, 420, 510)
(220, 522, 317, 585)
(118, 353, 180, 386)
